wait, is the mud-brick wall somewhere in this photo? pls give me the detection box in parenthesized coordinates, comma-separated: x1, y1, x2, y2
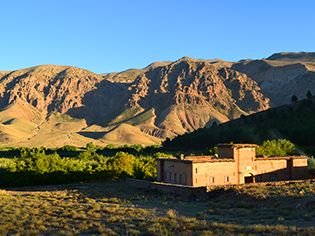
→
(292, 158, 309, 179)
(192, 161, 236, 186)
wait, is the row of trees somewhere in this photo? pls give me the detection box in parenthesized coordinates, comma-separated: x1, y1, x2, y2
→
(0, 147, 158, 186)
(0, 138, 314, 187)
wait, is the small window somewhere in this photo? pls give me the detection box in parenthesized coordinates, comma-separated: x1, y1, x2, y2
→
(174, 173, 177, 183)
(195, 178, 198, 184)
(195, 168, 198, 174)
(210, 176, 215, 183)
(224, 176, 230, 182)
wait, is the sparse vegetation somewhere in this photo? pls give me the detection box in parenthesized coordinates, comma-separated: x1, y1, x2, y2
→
(0, 180, 314, 235)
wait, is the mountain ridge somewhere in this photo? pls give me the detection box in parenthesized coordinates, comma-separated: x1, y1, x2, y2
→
(0, 52, 314, 147)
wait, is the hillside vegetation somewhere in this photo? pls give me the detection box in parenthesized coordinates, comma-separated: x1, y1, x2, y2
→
(164, 97, 315, 152)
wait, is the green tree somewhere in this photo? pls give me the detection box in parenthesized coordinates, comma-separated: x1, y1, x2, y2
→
(108, 152, 135, 176)
(133, 157, 157, 180)
(256, 139, 296, 157)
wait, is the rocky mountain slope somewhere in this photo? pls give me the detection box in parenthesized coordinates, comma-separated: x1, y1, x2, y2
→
(115, 57, 269, 138)
(0, 52, 314, 147)
(232, 52, 315, 106)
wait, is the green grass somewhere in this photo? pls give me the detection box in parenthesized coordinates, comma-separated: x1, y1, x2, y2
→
(0, 180, 314, 235)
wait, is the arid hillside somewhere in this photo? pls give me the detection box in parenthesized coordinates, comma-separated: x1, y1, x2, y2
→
(0, 52, 314, 147)
(112, 57, 269, 138)
(232, 52, 315, 106)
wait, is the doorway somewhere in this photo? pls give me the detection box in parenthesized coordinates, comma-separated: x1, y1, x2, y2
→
(244, 175, 255, 183)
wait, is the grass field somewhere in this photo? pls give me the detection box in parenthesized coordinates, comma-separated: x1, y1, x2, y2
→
(0, 180, 315, 235)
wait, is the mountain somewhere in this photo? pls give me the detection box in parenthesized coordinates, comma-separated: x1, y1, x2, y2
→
(0, 52, 314, 147)
(266, 52, 315, 62)
(113, 57, 269, 138)
(0, 65, 127, 147)
(232, 53, 315, 107)
(164, 97, 315, 150)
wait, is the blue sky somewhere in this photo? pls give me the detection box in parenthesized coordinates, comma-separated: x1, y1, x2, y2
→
(0, 0, 314, 73)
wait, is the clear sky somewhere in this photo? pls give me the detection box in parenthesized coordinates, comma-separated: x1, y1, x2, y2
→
(0, 0, 314, 73)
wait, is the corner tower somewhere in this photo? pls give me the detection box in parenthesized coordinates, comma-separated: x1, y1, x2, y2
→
(217, 144, 257, 184)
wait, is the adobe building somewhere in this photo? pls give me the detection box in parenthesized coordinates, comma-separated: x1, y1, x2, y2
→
(157, 144, 309, 187)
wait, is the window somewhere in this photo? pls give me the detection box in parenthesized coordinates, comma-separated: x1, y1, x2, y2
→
(169, 172, 172, 181)
(179, 174, 182, 184)
(224, 176, 230, 182)
(174, 173, 177, 183)
(209, 177, 215, 183)
(195, 178, 198, 184)
(195, 168, 198, 174)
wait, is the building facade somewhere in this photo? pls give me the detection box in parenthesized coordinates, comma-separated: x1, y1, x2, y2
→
(157, 144, 309, 187)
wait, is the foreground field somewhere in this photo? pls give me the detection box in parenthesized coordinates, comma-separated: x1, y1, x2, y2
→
(0, 180, 315, 235)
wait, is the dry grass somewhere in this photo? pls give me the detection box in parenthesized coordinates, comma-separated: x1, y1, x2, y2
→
(0, 180, 314, 235)
(102, 123, 161, 146)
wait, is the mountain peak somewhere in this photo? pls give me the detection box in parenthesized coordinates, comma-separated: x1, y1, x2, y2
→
(267, 52, 315, 62)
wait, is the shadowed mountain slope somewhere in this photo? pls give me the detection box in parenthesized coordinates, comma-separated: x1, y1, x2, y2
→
(164, 97, 315, 150)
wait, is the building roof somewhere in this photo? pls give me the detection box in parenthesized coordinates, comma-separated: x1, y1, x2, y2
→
(157, 156, 235, 163)
(254, 156, 308, 161)
(217, 143, 258, 148)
